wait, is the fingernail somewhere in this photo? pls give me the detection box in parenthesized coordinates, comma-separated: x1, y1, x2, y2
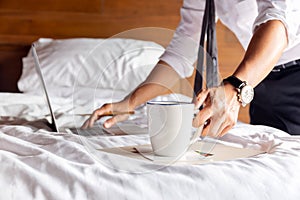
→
(104, 122, 110, 128)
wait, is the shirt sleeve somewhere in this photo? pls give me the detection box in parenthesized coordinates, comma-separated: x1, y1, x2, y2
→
(159, 0, 206, 78)
(254, 0, 300, 49)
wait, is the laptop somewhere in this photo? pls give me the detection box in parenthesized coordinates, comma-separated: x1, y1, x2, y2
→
(31, 44, 148, 136)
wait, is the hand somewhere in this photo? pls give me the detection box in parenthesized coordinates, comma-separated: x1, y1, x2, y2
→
(192, 83, 241, 137)
(81, 99, 135, 129)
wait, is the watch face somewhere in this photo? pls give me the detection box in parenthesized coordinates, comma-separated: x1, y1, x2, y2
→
(240, 85, 254, 104)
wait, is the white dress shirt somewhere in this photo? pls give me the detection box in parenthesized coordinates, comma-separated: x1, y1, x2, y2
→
(159, 0, 300, 78)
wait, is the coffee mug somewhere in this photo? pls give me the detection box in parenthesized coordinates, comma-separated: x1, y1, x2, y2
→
(147, 101, 198, 157)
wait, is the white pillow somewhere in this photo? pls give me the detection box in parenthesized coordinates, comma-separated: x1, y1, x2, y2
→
(18, 38, 164, 95)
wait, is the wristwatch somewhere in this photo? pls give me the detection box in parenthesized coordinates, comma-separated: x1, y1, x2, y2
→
(223, 75, 254, 107)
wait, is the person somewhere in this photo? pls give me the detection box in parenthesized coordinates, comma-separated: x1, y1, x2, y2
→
(82, 0, 300, 136)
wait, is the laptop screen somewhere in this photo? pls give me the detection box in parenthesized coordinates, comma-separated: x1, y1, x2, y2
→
(31, 44, 59, 132)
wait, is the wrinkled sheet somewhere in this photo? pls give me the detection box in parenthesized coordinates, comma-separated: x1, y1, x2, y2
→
(1, 93, 300, 200)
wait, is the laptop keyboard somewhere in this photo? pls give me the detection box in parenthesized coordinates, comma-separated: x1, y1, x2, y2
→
(68, 123, 148, 136)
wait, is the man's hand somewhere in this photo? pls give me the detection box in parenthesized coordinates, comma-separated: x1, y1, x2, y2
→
(81, 100, 135, 129)
(193, 83, 241, 137)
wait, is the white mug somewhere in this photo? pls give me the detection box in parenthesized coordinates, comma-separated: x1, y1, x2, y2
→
(147, 101, 196, 157)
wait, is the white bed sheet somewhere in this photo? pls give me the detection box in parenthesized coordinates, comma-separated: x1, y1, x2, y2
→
(1, 93, 300, 200)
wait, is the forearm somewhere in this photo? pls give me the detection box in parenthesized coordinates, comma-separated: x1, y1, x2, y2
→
(125, 61, 181, 108)
(233, 20, 288, 87)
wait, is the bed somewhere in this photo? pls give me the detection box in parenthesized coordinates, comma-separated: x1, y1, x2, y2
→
(2, 88, 300, 199)
(1, 1, 300, 199)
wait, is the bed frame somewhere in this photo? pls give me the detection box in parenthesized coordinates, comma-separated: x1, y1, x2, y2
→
(0, 0, 248, 122)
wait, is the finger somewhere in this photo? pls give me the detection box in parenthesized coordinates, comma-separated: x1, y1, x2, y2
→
(206, 115, 235, 138)
(218, 125, 233, 137)
(192, 105, 212, 127)
(87, 111, 102, 128)
(216, 116, 236, 137)
(211, 121, 230, 138)
(81, 112, 105, 129)
(193, 89, 209, 109)
(201, 119, 223, 138)
(82, 105, 112, 129)
(92, 104, 116, 126)
(200, 121, 210, 137)
(81, 118, 90, 129)
(214, 107, 239, 137)
(204, 115, 225, 138)
(103, 114, 130, 128)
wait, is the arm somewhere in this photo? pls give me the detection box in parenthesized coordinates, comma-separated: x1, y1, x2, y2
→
(126, 61, 181, 108)
(193, 0, 300, 137)
(82, 0, 205, 128)
(193, 19, 288, 137)
(234, 21, 287, 86)
(82, 61, 183, 128)
(237, 0, 298, 86)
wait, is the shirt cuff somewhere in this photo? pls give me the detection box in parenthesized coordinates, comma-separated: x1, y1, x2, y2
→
(253, 8, 297, 49)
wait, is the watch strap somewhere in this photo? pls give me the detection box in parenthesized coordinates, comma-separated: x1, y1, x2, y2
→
(223, 75, 246, 89)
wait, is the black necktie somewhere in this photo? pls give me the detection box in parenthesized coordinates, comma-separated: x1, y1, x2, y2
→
(194, 0, 218, 96)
